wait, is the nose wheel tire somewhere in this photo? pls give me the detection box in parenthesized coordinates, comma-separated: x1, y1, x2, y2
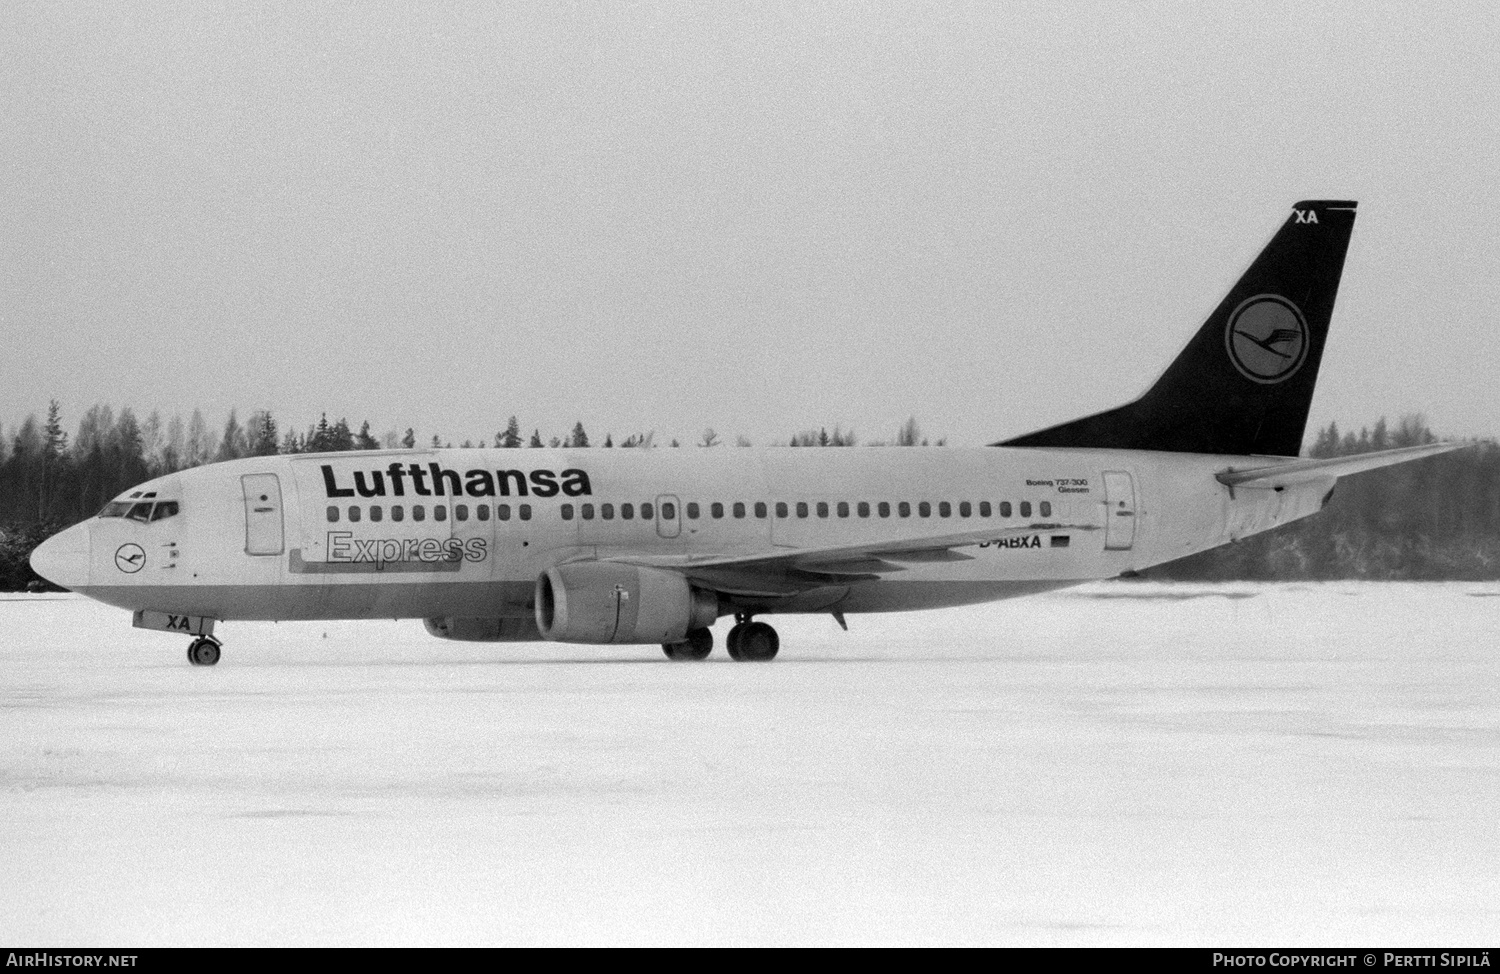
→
(662, 627, 714, 661)
(187, 637, 222, 667)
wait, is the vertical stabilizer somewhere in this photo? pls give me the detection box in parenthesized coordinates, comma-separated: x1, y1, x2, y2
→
(999, 201, 1357, 457)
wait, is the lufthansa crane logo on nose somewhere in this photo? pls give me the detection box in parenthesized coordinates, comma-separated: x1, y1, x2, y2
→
(1225, 294, 1309, 384)
(115, 543, 146, 574)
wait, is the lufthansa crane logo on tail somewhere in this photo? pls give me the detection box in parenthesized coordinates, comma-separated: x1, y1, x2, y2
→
(114, 543, 146, 574)
(1225, 294, 1309, 384)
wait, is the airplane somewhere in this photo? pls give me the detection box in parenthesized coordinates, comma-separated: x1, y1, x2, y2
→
(30, 199, 1462, 666)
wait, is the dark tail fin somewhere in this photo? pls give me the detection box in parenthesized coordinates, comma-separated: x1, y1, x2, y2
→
(998, 200, 1358, 457)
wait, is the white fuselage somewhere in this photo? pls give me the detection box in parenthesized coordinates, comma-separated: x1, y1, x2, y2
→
(45, 446, 1330, 629)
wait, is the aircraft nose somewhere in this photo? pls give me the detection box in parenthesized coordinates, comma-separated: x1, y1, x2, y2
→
(30, 522, 91, 591)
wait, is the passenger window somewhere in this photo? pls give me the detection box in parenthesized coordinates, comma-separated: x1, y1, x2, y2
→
(755, 502, 767, 519)
(392, 505, 405, 522)
(520, 504, 532, 521)
(979, 501, 991, 517)
(1000, 501, 1012, 517)
(836, 502, 849, 518)
(733, 502, 745, 519)
(662, 502, 676, 519)
(640, 503, 652, 519)
(898, 502, 911, 518)
(370, 505, 383, 522)
(497, 504, 511, 521)
(796, 502, 808, 518)
(959, 502, 971, 518)
(878, 502, 890, 518)
(455, 504, 469, 522)
(857, 502, 870, 518)
(349, 506, 361, 523)
(918, 502, 931, 518)
(711, 502, 724, 519)
(327, 506, 339, 523)
(687, 502, 700, 519)
(1040, 501, 1052, 517)
(476, 505, 488, 521)
(581, 503, 594, 520)
(561, 504, 574, 520)
(776, 502, 788, 518)
(621, 503, 634, 520)
(413, 506, 425, 522)
(816, 502, 829, 518)
(435, 505, 447, 522)
(601, 503, 614, 520)
(938, 502, 951, 518)
(1020, 501, 1032, 518)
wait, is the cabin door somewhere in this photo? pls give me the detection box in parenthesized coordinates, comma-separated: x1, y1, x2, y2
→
(242, 474, 285, 555)
(1103, 470, 1136, 550)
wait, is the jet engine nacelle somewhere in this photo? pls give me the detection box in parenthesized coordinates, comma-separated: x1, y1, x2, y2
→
(536, 562, 718, 644)
(423, 616, 542, 642)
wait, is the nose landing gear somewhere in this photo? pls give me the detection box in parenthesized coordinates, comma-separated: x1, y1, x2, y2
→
(187, 636, 222, 667)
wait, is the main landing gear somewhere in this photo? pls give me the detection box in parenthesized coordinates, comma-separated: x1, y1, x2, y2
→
(187, 636, 222, 667)
(726, 615, 779, 662)
(662, 627, 714, 661)
(660, 615, 781, 662)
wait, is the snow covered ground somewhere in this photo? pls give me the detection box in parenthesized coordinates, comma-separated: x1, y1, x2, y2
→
(2, 582, 1497, 946)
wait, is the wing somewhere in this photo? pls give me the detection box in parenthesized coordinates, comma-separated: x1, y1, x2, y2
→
(603, 520, 1101, 597)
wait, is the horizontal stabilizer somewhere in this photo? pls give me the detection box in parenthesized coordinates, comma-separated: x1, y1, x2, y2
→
(1216, 442, 1466, 489)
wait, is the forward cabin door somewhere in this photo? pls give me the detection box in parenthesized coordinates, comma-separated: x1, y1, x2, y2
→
(242, 474, 285, 555)
(1103, 470, 1136, 550)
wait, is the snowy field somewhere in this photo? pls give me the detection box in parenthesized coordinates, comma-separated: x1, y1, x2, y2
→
(2, 583, 1497, 946)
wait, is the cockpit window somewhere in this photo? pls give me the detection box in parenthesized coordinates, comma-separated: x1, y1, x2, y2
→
(100, 499, 181, 521)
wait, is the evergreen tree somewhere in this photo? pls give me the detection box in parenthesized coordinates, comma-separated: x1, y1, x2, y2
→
(216, 409, 246, 462)
(309, 414, 332, 453)
(355, 421, 379, 450)
(330, 418, 354, 451)
(43, 401, 67, 459)
(248, 411, 280, 456)
(501, 416, 523, 448)
(529, 430, 544, 448)
(402, 428, 416, 449)
(569, 422, 589, 448)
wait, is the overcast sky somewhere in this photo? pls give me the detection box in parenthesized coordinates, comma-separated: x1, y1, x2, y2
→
(3, 1, 1496, 448)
